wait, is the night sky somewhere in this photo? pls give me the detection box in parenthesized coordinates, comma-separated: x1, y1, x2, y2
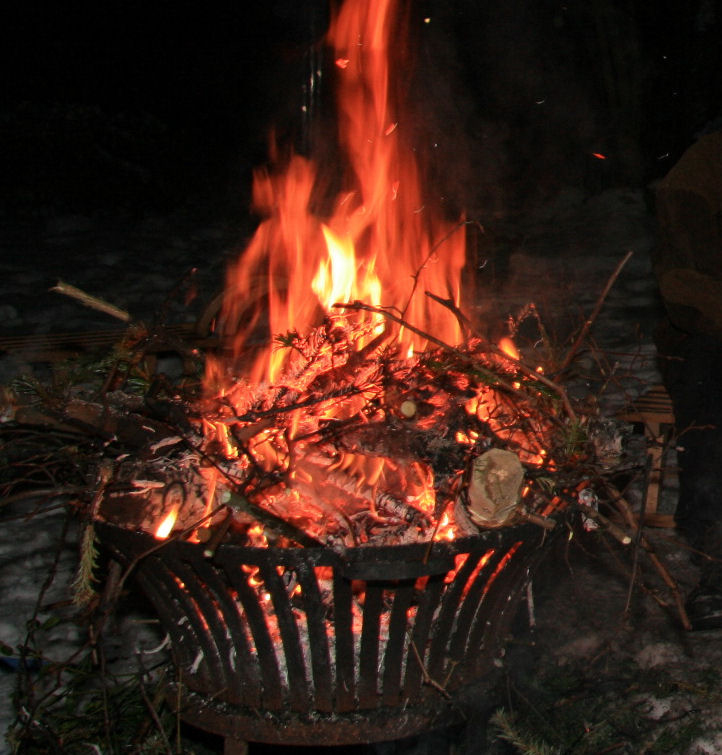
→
(2, 0, 721, 220)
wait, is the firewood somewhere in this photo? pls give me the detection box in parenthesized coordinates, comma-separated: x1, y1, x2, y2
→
(463, 448, 525, 528)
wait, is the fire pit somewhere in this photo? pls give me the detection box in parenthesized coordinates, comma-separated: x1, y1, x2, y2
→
(67, 0, 599, 748)
(85, 1, 576, 745)
(97, 519, 554, 747)
(0, 0, 657, 752)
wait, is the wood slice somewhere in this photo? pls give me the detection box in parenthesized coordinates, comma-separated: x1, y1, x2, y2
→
(464, 448, 525, 528)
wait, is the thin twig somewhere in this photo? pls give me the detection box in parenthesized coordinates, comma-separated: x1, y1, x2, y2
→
(607, 485, 692, 631)
(624, 453, 650, 618)
(487, 341, 578, 423)
(51, 280, 131, 322)
(96, 507, 227, 619)
(556, 250, 633, 376)
(579, 505, 632, 545)
(401, 219, 473, 319)
(424, 290, 472, 338)
(337, 300, 578, 422)
(137, 673, 173, 755)
(408, 636, 452, 700)
(335, 301, 520, 393)
(14, 508, 74, 743)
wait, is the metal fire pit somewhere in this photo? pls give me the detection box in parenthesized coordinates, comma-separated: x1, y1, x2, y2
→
(97, 522, 554, 748)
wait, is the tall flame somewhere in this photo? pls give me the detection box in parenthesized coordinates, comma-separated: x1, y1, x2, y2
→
(208, 0, 466, 387)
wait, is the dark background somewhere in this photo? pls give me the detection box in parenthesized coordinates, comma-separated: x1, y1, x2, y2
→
(1, 0, 720, 221)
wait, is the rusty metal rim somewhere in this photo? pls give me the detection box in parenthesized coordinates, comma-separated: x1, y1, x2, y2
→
(171, 686, 466, 746)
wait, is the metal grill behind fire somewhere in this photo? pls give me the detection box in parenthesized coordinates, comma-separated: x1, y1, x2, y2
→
(98, 523, 553, 746)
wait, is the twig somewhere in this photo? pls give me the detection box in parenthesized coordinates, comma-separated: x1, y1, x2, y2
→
(201, 507, 235, 558)
(137, 674, 173, 755)
(578, 505, 632, 545)
(408, 636, 452, 700)
(107, 507, 225, 605)
(177, 430, 325, 548)
(623, 455, 649, 618)
(175, 668, 182, 753)
(607, 485, 692, 631)
(96, 641, 113, 751)
(487, 341, 578, 423)
(518, 509, 557, 530)
(51, 280, 131, 322)
(424, 290, 472, 337)
(337, 300, 578, 422)
(402, 219, 473, 319)
(214, 384, 366, 425)
(14, 508, 74, 743)
(0, 488, 86, 510)
(335, 301, 519, 393)
(556, 250, 633, 376)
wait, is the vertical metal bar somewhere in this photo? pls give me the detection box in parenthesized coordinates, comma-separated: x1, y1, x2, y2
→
(295, 561, 334, 712)
(446, 550, 506, 665)
(426, 549, 485, 680)
(357, 582, 384, 707)
(466, 544, 533, 677)
(149, 555, 224, 692)
(381, 580, 414, 707)
(132, 566, 213, 693)
(402, 573, 445, 702)
(332, 569, 356, 711)
(193, 559, 261, 707)
(257, 560, 310, 713)
(222, 560, 284, 710)
(170, 557, 236, 700)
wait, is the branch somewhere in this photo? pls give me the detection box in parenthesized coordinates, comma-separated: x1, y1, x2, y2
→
(556, 251, 633, 375)
(401, 219, 472, 319)
(51, 280, 131, 322)
(485, 341, 578, 423)
(334, 300, 514, 389)
(336, 300, 577, 423)
(424, 290, 472, 338)
(606, 484, 692, 631)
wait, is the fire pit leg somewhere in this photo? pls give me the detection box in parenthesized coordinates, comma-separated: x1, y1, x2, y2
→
(224, 737, 248, 755)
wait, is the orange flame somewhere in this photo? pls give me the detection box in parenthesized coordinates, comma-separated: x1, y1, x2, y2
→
(154, 507, 178, 540)
(208, 0, 466, 388)
(498, 337, 519, 361)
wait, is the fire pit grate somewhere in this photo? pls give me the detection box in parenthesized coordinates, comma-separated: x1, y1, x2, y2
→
(97, 521, 556, 746)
